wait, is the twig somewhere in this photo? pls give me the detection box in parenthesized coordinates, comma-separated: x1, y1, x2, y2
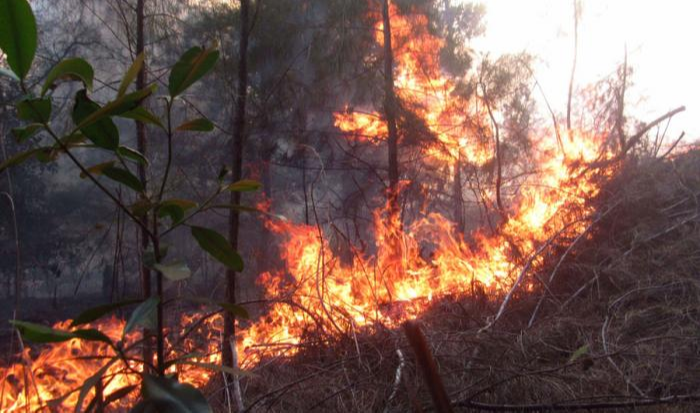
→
(383, 349, 405, 413)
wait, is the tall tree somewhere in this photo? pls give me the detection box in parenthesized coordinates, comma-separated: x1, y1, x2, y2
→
(134, 0, 153, 373)
(381, 0, 401, 225)
(224, 0, 250, 383)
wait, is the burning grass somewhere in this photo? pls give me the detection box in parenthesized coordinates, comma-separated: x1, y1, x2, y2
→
(219, 149, 700, 412)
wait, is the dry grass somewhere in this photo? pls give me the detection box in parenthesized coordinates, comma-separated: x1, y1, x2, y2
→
(205, 150, 700, 412)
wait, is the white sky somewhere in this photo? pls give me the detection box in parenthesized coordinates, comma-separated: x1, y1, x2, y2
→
(470, 0, 699, 141)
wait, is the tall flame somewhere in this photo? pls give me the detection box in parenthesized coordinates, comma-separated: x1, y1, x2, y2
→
(1, 3, 617, 412)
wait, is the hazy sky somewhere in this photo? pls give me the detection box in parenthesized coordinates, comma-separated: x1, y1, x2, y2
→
(470, 0, 699, 141)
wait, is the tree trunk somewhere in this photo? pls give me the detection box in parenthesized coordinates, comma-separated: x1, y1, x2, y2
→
(452, 158, 464, 235)
(224, 0, 250, 374)
(135, 0, 153, 372)
(382, 0, 400, 224)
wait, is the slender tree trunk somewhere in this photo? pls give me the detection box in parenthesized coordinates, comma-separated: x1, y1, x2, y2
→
(382, 0, 400, 223)
(566, 0, 579, 137)
(135, 0, 153, 371)
(224, 0, 250, 375)
(452, 158, 464, 235)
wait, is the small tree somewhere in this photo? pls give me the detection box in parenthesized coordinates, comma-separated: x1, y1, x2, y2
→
(0, 0, 258, 411)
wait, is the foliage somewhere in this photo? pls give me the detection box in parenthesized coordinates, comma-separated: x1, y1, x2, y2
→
(0, 0, 257, 411)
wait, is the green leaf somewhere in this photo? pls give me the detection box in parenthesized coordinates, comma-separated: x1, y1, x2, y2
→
(0, 147, 44, 173)
(72, 328, 113, 346)
(0, 67, 19, 81)
(123, 296, 159, 336)
(80, 161, 115, 179)
(17, 98, 51, 123)
(41, 57, 94, 96)
(153, 262, 191, 281)
(71, 299, 143, 327)
(176, 118, 214, 132)
(102, 166, 145, 192)
(131, 199, 154, 217)
(72, 90, 119, 150)
(168, 46, 219, 98)
(10, 320, 75, 343)
(117, 146, 149, 166)
(158, 199, 196, 224)
(0, 0, 37, 79)
(118, 52, 145, 97)
(568, 344, 590, 364)
(190, 226, 243, 271)
(9, 321, 112, 346)
(119, 106, 165, 130)
(75, 85, 155, 131)
(11, 123, 41, 143)
(141, 375, 213, 413)
(226, 179, 261, 192)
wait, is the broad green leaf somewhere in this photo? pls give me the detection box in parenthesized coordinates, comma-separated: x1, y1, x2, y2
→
(75, 85, 155, 131)
(158, 204, 184, 224)
(41, 57, 94, 95)
(117, 146, 149, 166)
(80, 161, 115, 179)
(0, 67, 19, 81)
(10, 320, 75, 343)
(71, 299, 143, 327)
(568, 344, 590, 364)
(190, 226, 243, 271)
(226, 179, 261, 192)
(158, 199, 196, 224)
(72, 328, 113, 346)
(72, 90, 119, 150)
(103, 166, 145, 192)
(168, 46, 219, 98)
(161, 198, 197, 210)
(10, 321, 112, 345)
(131, 199, 154, 217)
(0, 0, 37, 79)
(17, 98, 51, 123)
(11, 123, 41, 143)
(119, 106, 165, 130)
(123, 296, 159, 336)
(141, 375, 212, 413)
(0, 147, 44, 173)
(176, 118, 214, 132)
(118, 52, 145, 97)
(153, 262, 191, 281)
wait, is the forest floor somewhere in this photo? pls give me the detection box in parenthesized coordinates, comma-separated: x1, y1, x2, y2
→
(219, 149, 700, 412)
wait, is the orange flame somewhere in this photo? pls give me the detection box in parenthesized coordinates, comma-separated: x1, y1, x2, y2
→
(1, 3, 617, 412)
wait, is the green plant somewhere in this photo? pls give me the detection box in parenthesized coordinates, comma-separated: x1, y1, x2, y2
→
(0, 0, 258, 411)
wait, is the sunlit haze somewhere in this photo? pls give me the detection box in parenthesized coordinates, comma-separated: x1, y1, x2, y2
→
(471, 0, 699, 140)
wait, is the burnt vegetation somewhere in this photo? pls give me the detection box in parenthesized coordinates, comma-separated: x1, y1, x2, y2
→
(0, 0, 697, 412)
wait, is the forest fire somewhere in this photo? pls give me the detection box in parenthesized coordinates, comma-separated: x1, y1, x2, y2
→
(0, 3, 618, 412)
